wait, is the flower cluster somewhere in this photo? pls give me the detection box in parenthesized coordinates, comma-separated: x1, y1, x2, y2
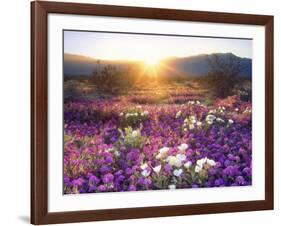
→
(119, 106, 149, 127)
(63, 91, 252, 194)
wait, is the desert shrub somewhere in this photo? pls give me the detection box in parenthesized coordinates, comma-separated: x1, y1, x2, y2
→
(91, 63, 134, 94)
(205, 54, 242, 98)
(238, 87, 252, 102)
(64, 80, 81, 99)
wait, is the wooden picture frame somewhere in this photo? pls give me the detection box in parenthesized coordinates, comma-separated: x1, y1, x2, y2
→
(31, 1, 274, 224)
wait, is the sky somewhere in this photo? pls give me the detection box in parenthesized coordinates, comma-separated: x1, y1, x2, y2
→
(64, 30, 252, 62)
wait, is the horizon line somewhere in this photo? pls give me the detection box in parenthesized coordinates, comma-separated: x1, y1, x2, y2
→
(64, 52, 252, 62)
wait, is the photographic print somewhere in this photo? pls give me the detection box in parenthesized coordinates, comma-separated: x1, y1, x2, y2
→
(31, 2, 274, 224)
(63, 30, 253, 194)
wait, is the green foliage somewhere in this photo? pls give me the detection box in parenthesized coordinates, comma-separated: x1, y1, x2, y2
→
(238, 86, 252, 102)
(91, 63, 133, 94)
(201, 98, 213, 106)
(64, 80, 80, 99)
(118, 126, 146, 149)
(206, 54, 242, 98)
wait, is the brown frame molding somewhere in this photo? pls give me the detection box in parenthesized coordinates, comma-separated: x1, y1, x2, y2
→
(31, 1, 274, 224)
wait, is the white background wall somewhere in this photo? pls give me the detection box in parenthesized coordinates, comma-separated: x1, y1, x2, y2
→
(0, 0, 279, 225)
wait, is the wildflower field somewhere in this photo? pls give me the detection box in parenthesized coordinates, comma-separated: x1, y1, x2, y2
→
(63, 80, 252, 194)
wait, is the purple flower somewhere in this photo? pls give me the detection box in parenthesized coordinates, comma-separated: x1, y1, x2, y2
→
(116, 175, 125, 182)
(102, 173, 114, 183)
(164, 164, 172, 174)
(128, 185, 137, 191)
(125, 167, 134, 175)
(224, 159, 232, 167)
(105, 155, 113, 164)
(97, 185, 106, 192)
(63, 96, 252, 193)
(235, 176, 245, 185)
(100, 165, 111, 174)
(214, 178, 225, 186)
(72, 178, 84, 186)
(242, 167, 251, 176)
(89, 175, 100, 185)
(223, 166, 236, 177)
(209, 168, 217, 176)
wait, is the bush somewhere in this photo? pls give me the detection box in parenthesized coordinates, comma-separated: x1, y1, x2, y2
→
(238, 87, 252, 102)
(206, 54, 242, 98)
(91, 62, 134, 94)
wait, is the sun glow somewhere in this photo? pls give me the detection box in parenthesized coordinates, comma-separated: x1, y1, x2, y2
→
(143, 57, 161, 67)
(139, 57, 164, 79)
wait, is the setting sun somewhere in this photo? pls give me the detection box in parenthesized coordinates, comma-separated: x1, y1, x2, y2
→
(140, 57, 163, 79)
(143, 57, 161, 67)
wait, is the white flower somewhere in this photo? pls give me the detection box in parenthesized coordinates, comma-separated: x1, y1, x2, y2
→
(173, 168, 183, 177)
(216, 117, 225, 123)
(114, 151, 120, 157)
(176, 153, 186, 162)
(195, 165, 202, 173)
(195, 157, 216, 172)
(206, 159, 216, 166)
(207, 120, 213, 125)
(235, 108, 239, 112)
(153, 165, 161, 174)
(196, 157, 207, 167)
(141, 169, 151, 177)
(132, 130, 139, 137)
(206, 114, 216, 124)
(143, 110, 149, 116)
(178, 143, 188, 152)
(183, 128, 188, 132)
(119, 112, 124, 116)
(167, 156, 182, 168)
(106, 148, 114, 153)
(189, 116, 196, 124)
(184, 161, 192, 169)
(159, 147, 169, 155)
(228, 119, 234, 124)
(140, 163, 148, 170)
(156, 153, 163, 159)
(175, 110, 182, 118)
(222, 106, 226, 110)
(136, 105, 142, 109)
(156, 147, 169, 160)
(189, 124, 195, 130)
(134, 112, 138, 116)
(196, 100, 200, 104)
(168, 184, 176, 190)
(196, 121, 202, 127)
(242, 107, 252, 114)
(183, 116, 197, 130)
(206, 114, 216, 121)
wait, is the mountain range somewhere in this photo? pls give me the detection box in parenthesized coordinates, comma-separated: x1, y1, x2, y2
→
(64, 53, 252, 78)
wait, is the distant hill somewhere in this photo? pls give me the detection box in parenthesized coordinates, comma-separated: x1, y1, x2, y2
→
(64, 54, 134, 76)
(163, 53, 252, 78)
(64, 53, 252, 78)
